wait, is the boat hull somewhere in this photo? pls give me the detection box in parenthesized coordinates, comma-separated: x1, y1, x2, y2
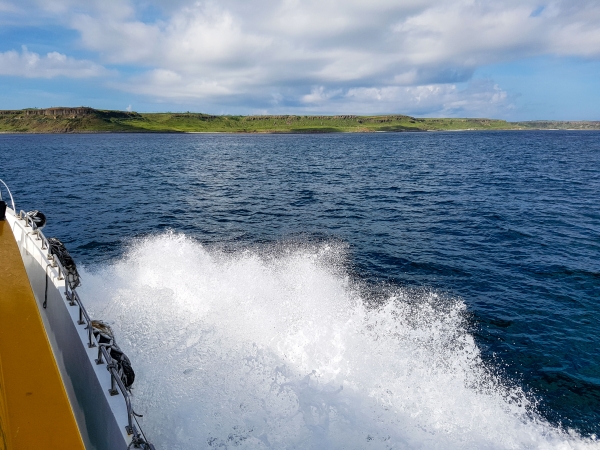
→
(4, 209, 133, 450)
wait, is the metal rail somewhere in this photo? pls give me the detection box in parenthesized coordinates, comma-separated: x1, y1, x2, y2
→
(0, 178, 17, 211)
(0, 178, 16, 211)
(16, 209, 153, 449)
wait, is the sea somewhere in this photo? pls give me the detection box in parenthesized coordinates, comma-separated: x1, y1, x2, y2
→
(1, 131, 599, 449)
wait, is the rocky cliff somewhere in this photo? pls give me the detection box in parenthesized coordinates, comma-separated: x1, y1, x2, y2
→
(0, 107, 141, 119)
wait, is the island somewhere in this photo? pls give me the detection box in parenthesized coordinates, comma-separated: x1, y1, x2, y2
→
(1, 107, 599, 133)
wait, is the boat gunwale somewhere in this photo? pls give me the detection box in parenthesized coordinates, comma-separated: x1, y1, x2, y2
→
(4, 206, 152, 449)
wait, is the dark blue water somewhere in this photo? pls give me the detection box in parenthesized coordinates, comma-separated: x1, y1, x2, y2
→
(1, 131, 599, 440)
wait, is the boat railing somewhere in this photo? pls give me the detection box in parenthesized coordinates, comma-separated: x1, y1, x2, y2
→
(18, 210, 95, 346)
(0, 178, 16, 211)
(16, 208, 153, 449)
(96, 342, 139, 434)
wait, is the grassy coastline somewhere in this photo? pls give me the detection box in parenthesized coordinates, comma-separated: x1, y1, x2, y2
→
(1, 107, 599, 133)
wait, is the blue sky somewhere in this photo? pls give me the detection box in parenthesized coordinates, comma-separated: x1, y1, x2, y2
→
(1, 0, 599, 120)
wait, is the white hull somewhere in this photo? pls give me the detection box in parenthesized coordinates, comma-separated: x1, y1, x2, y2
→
(6, 207, 146, 450)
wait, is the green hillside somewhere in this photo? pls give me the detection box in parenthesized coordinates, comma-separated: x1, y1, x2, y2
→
(1, 107, 598, 133)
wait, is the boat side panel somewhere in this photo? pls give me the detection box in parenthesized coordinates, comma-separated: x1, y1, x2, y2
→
(8, 214, 131, 450)
(0, 219, 86, 450)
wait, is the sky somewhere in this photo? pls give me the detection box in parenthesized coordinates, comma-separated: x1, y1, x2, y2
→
(0, 0, 599, 120)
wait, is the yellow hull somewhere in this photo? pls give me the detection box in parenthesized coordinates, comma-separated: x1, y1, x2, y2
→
(0, 219, 85, 449)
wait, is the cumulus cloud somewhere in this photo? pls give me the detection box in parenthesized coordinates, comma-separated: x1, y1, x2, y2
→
(292, 79, 513, 117)
(0, 46, 108, 78)
(302, 86, 343, 105)
(114, 68, 234, 99)
(54, 1, 600, 69)
(3, 0, 600, 114)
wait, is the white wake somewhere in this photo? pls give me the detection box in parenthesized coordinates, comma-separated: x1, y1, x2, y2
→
(79, 233, 595, 449)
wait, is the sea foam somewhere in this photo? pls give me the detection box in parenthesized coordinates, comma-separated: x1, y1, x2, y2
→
(80, 233, 596, 449)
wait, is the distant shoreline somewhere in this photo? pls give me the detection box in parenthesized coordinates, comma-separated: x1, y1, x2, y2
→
(3, 129, 600, 136)
(1, 107, 599, 133)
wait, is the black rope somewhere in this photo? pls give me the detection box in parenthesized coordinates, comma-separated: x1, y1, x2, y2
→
(127, 436, 155, 450)
(92, 321, 136, 389)
(43, 264, 50, 308)
(47, 237, 81, 290)
(26, 210, 46, 229)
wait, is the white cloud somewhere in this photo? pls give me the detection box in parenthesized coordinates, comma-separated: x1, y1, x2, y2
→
(59, 1, 600, 69)
(111, 68, 243, 100)
(390, 0, 600, 67)
(3, 0, 600, 114)
(302, 86, 343, 105)
(0, 46, 108, 78)
(294, 80, 513, 117)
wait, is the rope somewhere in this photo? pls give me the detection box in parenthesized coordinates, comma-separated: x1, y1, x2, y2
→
(47, 237, 81, 290)
(92, 321, 136, 389)
(25, 210, 46, 229)
(127, 435, 156, 450)
(43, 264, 51, 309)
